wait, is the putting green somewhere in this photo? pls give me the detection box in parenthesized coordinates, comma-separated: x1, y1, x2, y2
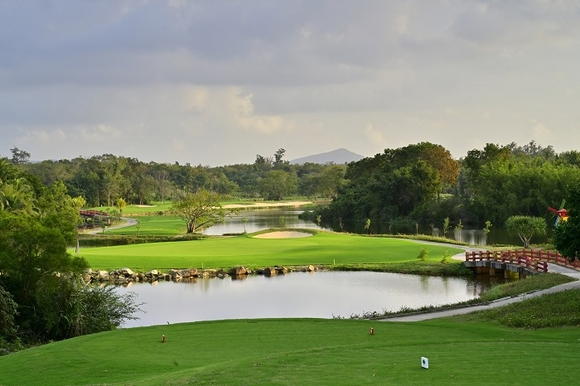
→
(78, 231, 464, 271)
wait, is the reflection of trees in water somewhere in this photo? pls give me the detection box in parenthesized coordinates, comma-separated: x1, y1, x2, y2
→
(442, 276, 449, 296)
(420, 275, 429, 292)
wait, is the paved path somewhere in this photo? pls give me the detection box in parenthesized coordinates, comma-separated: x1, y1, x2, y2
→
(381, 243, 580, 322)
(86, 217, 137, 235)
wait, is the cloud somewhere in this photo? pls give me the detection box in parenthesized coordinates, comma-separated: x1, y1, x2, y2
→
(228, 88, 293, 134)
(530, 120, 556, 145)
(1, 1, 580, 165)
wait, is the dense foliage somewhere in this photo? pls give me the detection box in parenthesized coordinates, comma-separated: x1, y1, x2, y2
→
(14, 149, 347, 206)
(321, 141, 580, 233)
(553, 183, 580, 259)
(0, 159, 139, 353)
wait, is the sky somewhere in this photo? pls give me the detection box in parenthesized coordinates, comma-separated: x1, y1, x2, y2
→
(1, 0, 579, 166)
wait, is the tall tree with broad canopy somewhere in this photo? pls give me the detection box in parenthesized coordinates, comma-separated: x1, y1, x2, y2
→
(553, 183, 580, 259)
(0, 160, 140, 349)
(505, 215, 547, 248)
(172, 189, 236, 233)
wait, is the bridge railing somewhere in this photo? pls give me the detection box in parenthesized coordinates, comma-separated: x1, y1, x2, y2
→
(465, 249, 579, 272)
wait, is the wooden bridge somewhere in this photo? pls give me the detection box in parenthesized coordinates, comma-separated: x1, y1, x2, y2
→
(79, 209, 111, 227)
(464, 249, 579, 279)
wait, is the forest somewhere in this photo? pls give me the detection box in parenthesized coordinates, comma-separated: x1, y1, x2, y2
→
(4, 140, 580, 231)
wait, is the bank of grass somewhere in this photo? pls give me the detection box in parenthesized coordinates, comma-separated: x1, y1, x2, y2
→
(352, 272, 577, 319)
(478, 272, 576, 302)
(78, 230, 465, 272)
(105, 215, 185, 236)
(2, 307, 580, 385)
(461, 289, 580, 328)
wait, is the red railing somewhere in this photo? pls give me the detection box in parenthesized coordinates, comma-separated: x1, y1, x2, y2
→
(465, 249, 580, 273)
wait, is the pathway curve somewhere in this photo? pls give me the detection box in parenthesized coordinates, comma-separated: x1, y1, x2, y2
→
(85, 217, 137, 235)
(381, 241, 580, 322)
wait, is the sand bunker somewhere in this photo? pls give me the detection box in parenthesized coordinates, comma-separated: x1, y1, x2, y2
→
(253, 231, 313, 239)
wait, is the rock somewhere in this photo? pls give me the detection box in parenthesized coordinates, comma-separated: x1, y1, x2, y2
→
(230, 266, 248, 276)
(96, 270, 110, 280)
(307, 265, 315, 272)
(264, 267, 277, 276)
(275, 266, 288, 274)
(180, 268, 198, 278)
(147, 269, 159, 278)
(121, 268, 134, 277)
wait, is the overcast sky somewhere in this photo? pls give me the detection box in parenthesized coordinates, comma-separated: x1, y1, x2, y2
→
(1, 0, 579, 166)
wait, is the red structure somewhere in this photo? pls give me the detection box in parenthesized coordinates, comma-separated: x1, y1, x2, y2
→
(548, 206, 569, 225)
(465, 249, 580, 272)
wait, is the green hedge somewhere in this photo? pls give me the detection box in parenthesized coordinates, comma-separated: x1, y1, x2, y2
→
(77, 234, 205, 247)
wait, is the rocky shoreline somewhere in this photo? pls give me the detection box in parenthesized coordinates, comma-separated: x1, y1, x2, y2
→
(85, 264, 319, 285)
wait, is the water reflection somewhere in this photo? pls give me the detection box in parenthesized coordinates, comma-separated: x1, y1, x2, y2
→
(204, 209, 330, 235)
(116, 271, 490, 328)
(204, 207, 551, 245)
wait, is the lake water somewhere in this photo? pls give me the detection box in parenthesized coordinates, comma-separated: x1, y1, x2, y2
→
(204, 207, 551, 246)
(116, 271, 488, 328)
(203, 208, 330, 235)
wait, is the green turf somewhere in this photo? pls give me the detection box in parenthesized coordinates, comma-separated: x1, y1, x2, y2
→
(1, 316, 579, 385)
(78, 231, 465, 271)
(107, 215, 185, 236)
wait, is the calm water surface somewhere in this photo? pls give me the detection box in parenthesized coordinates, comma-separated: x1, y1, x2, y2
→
(203, 209, 330, 235)
(116, 271, 487, 328)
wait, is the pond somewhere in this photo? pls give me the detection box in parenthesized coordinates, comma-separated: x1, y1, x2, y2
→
(204, 207, 551, 246)
(115, 271, 490, 328)
(203, 208, 331, 235)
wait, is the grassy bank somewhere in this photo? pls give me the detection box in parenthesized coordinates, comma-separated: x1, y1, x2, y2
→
(77, 230, 465, 272)
(1, 303, 580, 385)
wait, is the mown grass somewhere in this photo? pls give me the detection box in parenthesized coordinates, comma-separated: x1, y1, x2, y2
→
(106, 215, 185, 236)
(457, 289, 580, 329)
(350, 272, 578, 319)
(478, 272, 576, 302)
(77, 230, 465, 271)
(1, 304, 580, 385)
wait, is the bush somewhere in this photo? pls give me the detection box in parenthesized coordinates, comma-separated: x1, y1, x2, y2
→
(78, 234, 205, 247)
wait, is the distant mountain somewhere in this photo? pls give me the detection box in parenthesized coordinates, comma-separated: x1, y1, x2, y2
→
(290, 148, 364, 165)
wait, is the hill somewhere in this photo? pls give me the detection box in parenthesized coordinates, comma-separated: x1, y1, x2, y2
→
(290, 148, 363, 164)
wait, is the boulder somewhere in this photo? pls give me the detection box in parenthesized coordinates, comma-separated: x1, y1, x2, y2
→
(180, 268, 198, 278)
(121, 268, 134, 277)
(95, 270, 110, 280)
(230, 266, 248, 276)
(264, 267, 277, 276)
(275, 266, 288, 274)
(169, 269, 183, 281)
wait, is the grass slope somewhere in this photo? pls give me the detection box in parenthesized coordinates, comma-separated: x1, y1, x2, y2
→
(1, 316, 579, 385)
(78, 231, 464, 271)
(108, 215, 185, 236)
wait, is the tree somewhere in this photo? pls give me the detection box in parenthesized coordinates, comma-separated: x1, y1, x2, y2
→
(0, 161, 140, 346)
(172, 189, 236, 233)
(115, 197, 127, 216)
(9, 147, 30, 165)
(553, 184, 580, 259)
(505, 215, 547, 248)
(273, 148, 287, 167)
(258, 170, 298, 201)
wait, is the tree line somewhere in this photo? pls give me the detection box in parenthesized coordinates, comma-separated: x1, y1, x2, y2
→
(8, 148, 347, 207)
(320, 141, 580, 234)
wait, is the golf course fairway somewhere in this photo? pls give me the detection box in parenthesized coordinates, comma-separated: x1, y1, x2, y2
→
(78, 231, 465, 271)
(1, 317, 579, 385)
